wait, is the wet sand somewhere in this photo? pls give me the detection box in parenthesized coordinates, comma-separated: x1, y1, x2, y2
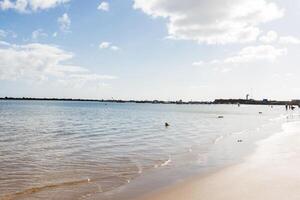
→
(137, 121, 300, 200)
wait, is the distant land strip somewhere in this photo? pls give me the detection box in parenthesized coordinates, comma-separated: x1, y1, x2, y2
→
(1, 97, 300, 106)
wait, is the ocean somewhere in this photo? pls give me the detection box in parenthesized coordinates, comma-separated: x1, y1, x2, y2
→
(0, 100, 295, 200)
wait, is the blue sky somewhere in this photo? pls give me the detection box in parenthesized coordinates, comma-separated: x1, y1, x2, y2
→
(1, 0, 300, 101)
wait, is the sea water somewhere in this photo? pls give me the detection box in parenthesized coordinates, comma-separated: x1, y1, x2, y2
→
(0, 100, 297, 199)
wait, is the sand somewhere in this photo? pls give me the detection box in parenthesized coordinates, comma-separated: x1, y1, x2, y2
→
(137, 121, 300, 200)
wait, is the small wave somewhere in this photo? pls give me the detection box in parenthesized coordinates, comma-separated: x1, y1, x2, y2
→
(2, 178, 91, 200)
(129, 158, 143, 174)
(231, 130, 247, 135)
(214, 135, 224, 144)
(282, 121, 300, 133)
(154, 156, 172, 168)
(269, 114, 288, 122)
(161, 156, 171, 167)
(136, 164, 143, 174)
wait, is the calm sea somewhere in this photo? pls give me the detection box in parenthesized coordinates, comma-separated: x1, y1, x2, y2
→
(0, 101, 292, 199)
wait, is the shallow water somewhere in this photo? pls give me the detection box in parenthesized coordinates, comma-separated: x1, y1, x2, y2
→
(0, 101, 293, 199)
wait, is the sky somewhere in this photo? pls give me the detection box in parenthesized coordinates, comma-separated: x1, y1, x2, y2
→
(0, 0, 300, 101)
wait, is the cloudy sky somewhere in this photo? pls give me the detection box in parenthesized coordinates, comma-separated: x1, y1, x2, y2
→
(0, 0, 300, 101)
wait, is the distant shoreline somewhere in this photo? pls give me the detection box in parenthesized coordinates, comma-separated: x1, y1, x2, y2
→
(0, 97, 299, 106)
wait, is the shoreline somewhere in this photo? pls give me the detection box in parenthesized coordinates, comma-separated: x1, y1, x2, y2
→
(0, 97, 297, 106)
(134, 120, 300, 200)
(99, 113, 290, 200)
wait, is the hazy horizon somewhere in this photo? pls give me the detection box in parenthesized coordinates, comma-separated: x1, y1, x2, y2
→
(1, 0, 300, 101)
(0, 96, 298, 102)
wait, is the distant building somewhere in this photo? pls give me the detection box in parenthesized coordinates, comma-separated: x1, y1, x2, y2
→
(176, 99, 183, 104)
(291, 100, 300, 105)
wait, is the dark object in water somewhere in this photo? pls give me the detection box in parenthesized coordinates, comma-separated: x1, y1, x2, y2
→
(237, 139, 243, 143)
(218, 116, 224, 118)
(165, 122, 170, 127)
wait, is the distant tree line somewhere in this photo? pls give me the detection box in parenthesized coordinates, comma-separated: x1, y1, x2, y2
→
(1, 97, 299, 106)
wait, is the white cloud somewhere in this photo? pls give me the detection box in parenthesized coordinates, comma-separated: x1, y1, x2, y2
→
(196, 45, 287, 65)
(0, 42, 117, 86)
(99, 42, 120, 51)
(0, 29, 17, 39)
(133, 0, 284, 44)
(259, 32, 300, 45)
(259, 30, 278, 43)
(97, 1, 109, 11)
(110, 46, 120, 51)
(0, 41, 10, 46)
(99, 42, 111, 49)
(69, 74, 116, 81)
(192, 61, 204, 66)
(32, 29, 48, 40)
(58, 13, 71, 32)
(0, 29, 7, 38)
(224, 45, 287, 63)
(279, 36, 300, 45)
(0, 0, 70, 12)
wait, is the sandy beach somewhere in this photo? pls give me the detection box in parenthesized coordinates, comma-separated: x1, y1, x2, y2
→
(137, 121, 300, 200)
